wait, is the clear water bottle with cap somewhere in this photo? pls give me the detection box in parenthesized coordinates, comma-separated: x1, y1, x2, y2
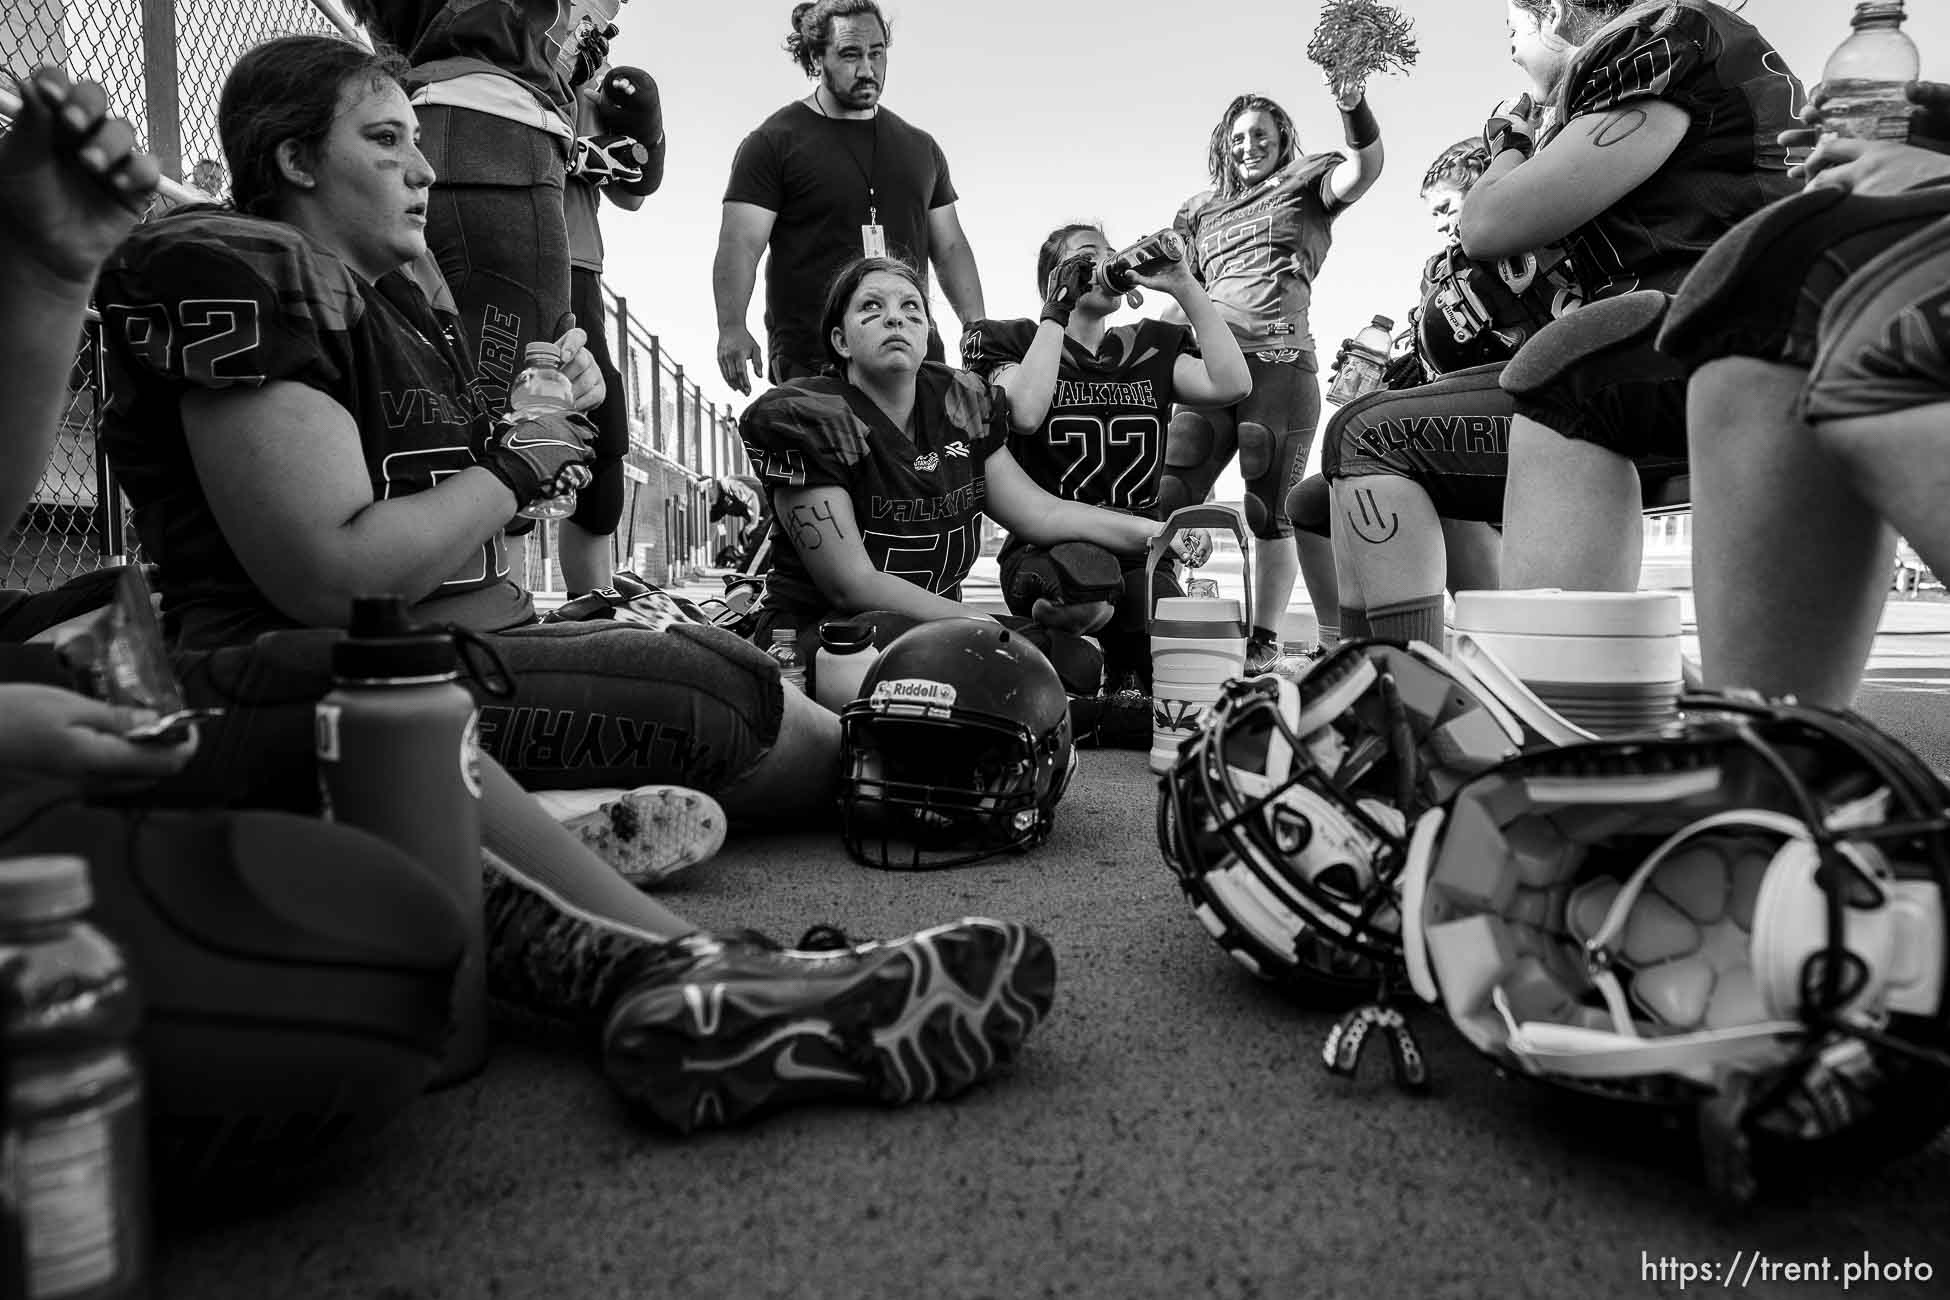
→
(1, 854, 149, 1300)
(814, 617, 879, 713)
(317, 595, 487, 1086)
(1326, 315, 1396, 405)
(509, 341, 579, 520)
(767, 627, 806, 693)
(1820, 1, 1919, 143)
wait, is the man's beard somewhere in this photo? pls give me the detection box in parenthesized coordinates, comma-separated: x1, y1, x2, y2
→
(828, 76, 879, 109)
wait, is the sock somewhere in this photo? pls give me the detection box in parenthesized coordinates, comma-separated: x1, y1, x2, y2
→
(478, 757, 691, 940)
(1339, 606, 1371, 641)
(1367, 595, 1446, 647)
(1250, 624, 1281, 648)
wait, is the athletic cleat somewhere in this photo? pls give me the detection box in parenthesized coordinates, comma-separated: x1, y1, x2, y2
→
(546, 785, 728, 886)
(1097, 673, 1153, 750)
(600, 917, 1057, 1132)
(1244, 636, 1287, 677)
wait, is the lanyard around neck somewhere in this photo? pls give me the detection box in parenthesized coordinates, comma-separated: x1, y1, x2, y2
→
(812, 89, 880, 225)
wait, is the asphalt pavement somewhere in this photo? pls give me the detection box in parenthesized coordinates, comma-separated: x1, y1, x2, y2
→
(157, 565, 1950, 1300)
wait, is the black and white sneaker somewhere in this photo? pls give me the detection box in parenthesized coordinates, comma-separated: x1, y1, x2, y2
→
(601, 918, 1057, 1132)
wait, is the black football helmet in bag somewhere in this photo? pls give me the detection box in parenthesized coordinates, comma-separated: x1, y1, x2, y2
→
(1158, 639, 1528, 1002)
(1396, 695, 1950, 1204)
(840, 619, 1076, 870)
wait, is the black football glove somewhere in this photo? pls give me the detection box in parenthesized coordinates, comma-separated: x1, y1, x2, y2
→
(570, 133, 649, 187)
(477, 409, 597, 508)
(570, 22, 615, 89)
(1041, 250, 1097, 327)
(1483, 94, 1538, 160)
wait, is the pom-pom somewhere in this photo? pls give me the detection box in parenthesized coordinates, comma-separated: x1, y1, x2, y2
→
(1306, 0, 1420, 103)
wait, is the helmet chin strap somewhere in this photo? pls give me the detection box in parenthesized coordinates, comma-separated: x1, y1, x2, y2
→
(1482, 806, 1945, 1084)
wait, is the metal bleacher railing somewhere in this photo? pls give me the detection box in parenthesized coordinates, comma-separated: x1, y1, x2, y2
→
(2, 0, 746, 595)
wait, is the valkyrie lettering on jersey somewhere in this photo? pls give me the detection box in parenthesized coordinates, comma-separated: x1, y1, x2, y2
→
(739, 365, 1008, 617)
(1353, 413, 1511, 458)
(961, 316, 1194, 514)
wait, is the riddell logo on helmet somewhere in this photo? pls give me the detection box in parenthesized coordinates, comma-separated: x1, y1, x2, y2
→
(869, 678, 958, 715)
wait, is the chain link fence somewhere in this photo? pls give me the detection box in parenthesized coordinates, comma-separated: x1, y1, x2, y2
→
(3, 0, 743, 594)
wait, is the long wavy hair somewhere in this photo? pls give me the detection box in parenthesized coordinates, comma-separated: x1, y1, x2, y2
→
(219, 35, 409, 218)
(1205, 94, 1299, 201)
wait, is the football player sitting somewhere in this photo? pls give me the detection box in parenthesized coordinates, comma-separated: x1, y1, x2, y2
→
(737, 255, 1207, 702)
(959, 223, 1246, 744)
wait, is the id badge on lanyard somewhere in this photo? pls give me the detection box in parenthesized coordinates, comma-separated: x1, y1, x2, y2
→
(861, 216, 887, 260)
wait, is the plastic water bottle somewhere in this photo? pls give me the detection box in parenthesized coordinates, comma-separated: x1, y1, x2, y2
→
(768, 627, 807, 693)
(814, 618, 879, 713)
(1, 855, 149, 1300)
(316, 596, 487, 1087)
(1820, 1, 1919, 143)
(508, 341, 579, 521)
(1326, 315, 1396, 405)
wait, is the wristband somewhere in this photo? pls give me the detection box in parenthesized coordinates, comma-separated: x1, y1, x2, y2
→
(1340, 96, 1380, 150)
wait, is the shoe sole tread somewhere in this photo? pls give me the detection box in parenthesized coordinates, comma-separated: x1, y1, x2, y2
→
(602, 919, 1055, 1132)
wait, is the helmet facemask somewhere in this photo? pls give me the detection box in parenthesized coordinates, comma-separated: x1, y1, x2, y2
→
(1160, 640, 1524, 1000)
(841, 704, 1072, 871)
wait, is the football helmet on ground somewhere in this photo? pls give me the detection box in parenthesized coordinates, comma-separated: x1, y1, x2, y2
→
(1397, 696, 1950, 1203)
(841, 619, 1076, 870)
(1158, 639, 1527, 1003)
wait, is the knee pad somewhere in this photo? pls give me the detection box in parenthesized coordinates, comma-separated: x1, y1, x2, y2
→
(1501, 291, 1670, 399)
(1243, 494, 1280, 539)
(1165, 410, 1215, 470)
(1235, 420, 1275, 480)
(1286, 474, 1332, 538)
(1008, 542, 1123, 608)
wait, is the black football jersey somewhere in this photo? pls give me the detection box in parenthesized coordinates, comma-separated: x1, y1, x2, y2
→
(738, 364, 1009, 623)
(961, 317, 1195, 514)
(1545, 0, 1803, 298)
(98, 209, 531, 648)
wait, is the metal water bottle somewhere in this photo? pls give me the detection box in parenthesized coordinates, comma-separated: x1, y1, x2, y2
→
(316, 596, 487, 1087)
(1095, 229, 1188, 295)
(1821, 1, 1920, 143)
(813, 618, 879, 713)
(0, 855, 149, 1300)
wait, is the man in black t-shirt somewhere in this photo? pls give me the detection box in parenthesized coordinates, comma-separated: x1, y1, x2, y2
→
(713, 0, 985, 391)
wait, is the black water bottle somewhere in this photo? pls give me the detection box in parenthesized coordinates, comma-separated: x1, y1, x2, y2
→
(316, 597, 487, 1086)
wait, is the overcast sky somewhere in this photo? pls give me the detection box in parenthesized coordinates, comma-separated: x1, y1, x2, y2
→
(26, 2, 1949, 482)
(593, 0, 1942, 486)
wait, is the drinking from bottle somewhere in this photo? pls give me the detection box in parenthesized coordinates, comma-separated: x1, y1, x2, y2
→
(509, 341, 581, 521)
(1820, 1, 1920, 143)
(1095, 229, 1189, 295)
